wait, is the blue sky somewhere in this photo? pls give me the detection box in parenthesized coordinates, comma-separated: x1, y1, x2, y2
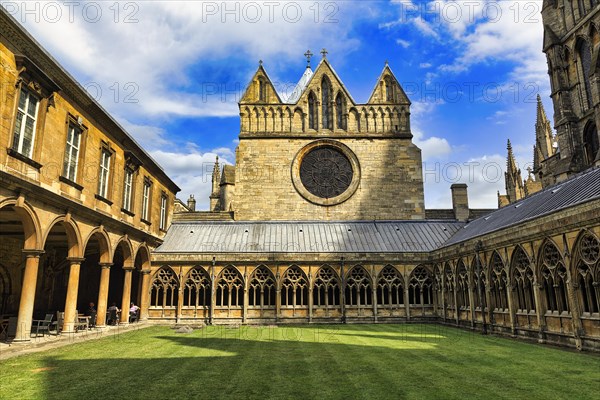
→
(6, 0, 552, 210)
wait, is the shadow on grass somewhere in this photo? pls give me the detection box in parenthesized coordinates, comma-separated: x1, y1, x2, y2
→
(29, 324, 600, 400)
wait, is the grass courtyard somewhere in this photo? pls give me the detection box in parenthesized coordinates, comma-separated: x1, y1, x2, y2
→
(1, 324, 599, 400)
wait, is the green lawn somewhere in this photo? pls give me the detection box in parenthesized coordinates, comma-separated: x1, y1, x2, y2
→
(1, 324, 598, 399)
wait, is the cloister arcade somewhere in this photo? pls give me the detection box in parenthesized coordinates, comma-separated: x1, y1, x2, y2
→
(0, 196, 152, 341)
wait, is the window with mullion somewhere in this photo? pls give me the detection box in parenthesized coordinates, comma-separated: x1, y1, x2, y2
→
(12, 88, 39, 158)
(142, 179, 152, 222)
(63, 124, 82, 181)
(122, 168, 134, 211)
(159, 193, 167, 230)
(98, 149, 111, 198)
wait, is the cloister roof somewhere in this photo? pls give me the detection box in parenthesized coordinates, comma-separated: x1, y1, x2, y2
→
(155, 220, 463, 254)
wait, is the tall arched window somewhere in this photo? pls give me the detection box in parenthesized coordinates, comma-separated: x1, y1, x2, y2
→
(512, 247, 536, 313)
(490, 253, 508, 311)
(444, 264, 455, 310)
(216, 266, 244, 307)
(183, 267, 210, 307)
(376, 265, 404, 306)
(335, 92, 346, 130)
(456, 261, 469, 309)
(539, 242, 569, 313)
(281, 266, 308, 307)
(308, 92, 317, 130)
(409, 266, 433, 305)
(434, 265, 443, 309)
(583, 123, 599, 166)
(313, 266, 340, 306)
(577, 39, 593, 110)
(472, 257, 487, 309)
(249, 266, 276, 307)
(345, 266, 372, 306)
(575, 232, 600, 314)
(322, 77, 332, 129)
(151, 267, 179, 308)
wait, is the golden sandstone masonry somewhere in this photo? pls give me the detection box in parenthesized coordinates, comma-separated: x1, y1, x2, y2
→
(1, 2, 600, 352)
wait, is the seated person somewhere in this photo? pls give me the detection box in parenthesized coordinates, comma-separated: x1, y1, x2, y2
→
(87, 302, 97, 328)
(129, 302, 140, 322)
(107, 303, 120, 325)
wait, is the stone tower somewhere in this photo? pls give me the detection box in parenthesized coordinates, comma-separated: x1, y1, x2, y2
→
(540, 0, 600, 184)
(228, 52, 425, 221)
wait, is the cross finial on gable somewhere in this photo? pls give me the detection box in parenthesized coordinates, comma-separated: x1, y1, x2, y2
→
(320, 48, 328, 59)
(385, 60, 389, 66)
(304, 50, 313, 67)
(259, 60, 263, 66)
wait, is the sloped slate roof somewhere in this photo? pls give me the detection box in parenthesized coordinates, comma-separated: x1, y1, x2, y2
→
(444, 166, 600, 246)
(155, 221, 463, 254)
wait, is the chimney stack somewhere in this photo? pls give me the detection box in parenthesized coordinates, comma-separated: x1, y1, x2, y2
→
(187, 194, 196, 212)
(451, 184, 469, 222)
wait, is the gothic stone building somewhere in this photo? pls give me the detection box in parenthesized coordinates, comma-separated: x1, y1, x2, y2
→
(154, 52, 599, 350)
(1, 4, 599, 352)
(0, 9, 180, 341)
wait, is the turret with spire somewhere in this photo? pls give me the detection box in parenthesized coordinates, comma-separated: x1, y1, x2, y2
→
(210, 156, 221, 211)
(534, 94, 555, 172)
(505, 139, 525, 203)
(498, 139, 526, 207)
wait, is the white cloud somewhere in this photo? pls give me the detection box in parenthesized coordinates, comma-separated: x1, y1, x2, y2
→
(396, 39, 411, 48)
(413, 16, 440, 39)
(423, 153, 506, 208)
(16, 1, 366, 121)
(419, 62, 432, 68)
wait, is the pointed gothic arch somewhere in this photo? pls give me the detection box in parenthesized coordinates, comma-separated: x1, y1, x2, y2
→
(150, 266, 179, 308)
(249, 265, 276, 308)
(281, 265, 308, 308)
(537, 240, 570, 314)
(489, 252, 509, 311)
(510, 246, 536, 313)
(345, 265, 372, 306)
(455, 260, 469, 309)
(183, 266, 210, 308)
(313, 265, 340, 307)
(308, 91, 318, 130)
(376, 265, 404, 306)
(321, 76, 332, 130)
(576, 37, 594, 110)
(335, 92, 346, 130)
(409, 265, 433, 306)
(572, 230, 600, 315)
(216, 266, 244, 307)
(583, 122, 599, 165)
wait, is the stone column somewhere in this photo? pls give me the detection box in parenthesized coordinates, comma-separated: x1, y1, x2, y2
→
(372, 286, 378, 323)
(139, 270, 151, 321)
(467, 283, 476, 329)
(120, 267, 133, 324)
(14, 250, 43, 342)
(63, 258, 85, 333)
(96, 263, 112, 327)
(308, 276, 314, 323)
(404, 286, 410, 321)
(242, 270, 249, 324)
(532, 276, 547, 342)
(506, 284, 517, 336)
(453, 286, 460, 326)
